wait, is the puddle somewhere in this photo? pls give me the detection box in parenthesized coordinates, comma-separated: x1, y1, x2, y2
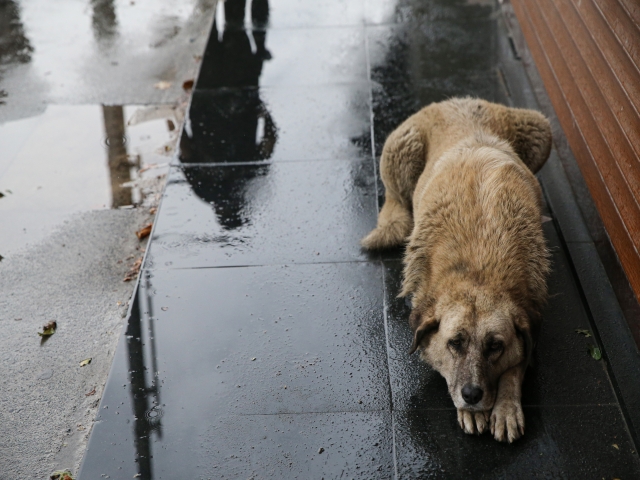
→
(0, 0, 215, 121)
(0, 104, 178, 256)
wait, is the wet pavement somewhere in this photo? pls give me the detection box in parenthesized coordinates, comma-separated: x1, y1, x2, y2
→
(0, 103, 178, 254)
(0, 0, 215, 254)
(80, 0, 640, 478)
(0, 1, 216, 477)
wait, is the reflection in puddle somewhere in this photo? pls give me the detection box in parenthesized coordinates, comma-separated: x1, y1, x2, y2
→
(125, 280, 162, 477)
(0, 104, 178, 255)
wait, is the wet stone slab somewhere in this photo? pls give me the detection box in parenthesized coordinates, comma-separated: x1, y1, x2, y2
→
(368, 17, 509, 155)
(179, 86, 372, 164)
(147, 160, 376, 268)
(79, 0, 640, 476)
(79, 262, 391, 477)
(197, 24, 368, 90)
(394, 406, 640, 479)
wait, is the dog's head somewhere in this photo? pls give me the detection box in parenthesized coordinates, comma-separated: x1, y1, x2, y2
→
(409, 288, 534, 412)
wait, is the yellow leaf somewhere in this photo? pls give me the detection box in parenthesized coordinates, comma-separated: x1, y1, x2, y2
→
(79, 358, 92, 367)
(38, 327, 55, 337)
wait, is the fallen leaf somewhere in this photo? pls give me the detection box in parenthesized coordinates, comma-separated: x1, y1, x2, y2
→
(85, 388, 96, 396)
(587, 344, 602, 360)
(38, 321, 57, 337)
(123, 257, 143, 282)
(154, 81, 172, 90)
(149, 207, 157, 215)
(79, 358, 92, 367)
(166, 119, 175, 131)
(612, 443, 619, 450)
(136, 223, 152, 240)
(182, 79, 194, 91)
(161, 306, 168, 311)
(575, 329, 591, 337)
(50, 470, 74, 480)
(318, 447, 324, 454)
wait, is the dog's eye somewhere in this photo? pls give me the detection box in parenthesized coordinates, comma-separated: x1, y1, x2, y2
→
(489, 342, 503, 351)
(448, 339, 461, 348)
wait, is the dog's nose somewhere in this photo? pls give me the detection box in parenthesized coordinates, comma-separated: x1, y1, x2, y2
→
(461, 384, 484, 405)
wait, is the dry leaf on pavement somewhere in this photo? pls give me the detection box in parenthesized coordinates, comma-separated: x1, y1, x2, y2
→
(123, 257, 143, 282)
(50, 470, 74, 480)
(182, 79, 194, 91)
(136, 223, 152, 239)
(587, 345, 602, 360)
(79, 358, 92, 367)
(38, 321, 57, 337)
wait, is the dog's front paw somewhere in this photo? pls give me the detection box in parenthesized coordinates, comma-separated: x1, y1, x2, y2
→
(457, 409, 490, 435)
(490, 400, 525, 443)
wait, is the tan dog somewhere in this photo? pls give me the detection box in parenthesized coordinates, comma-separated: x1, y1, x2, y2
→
(363, 98, 552, 443)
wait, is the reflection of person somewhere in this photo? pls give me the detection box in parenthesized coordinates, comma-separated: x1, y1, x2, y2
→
(180, 0, 276, 231)
(181, 0, 277, 164)
(0, 1, 33, 65)
(184, 164, 269, 231)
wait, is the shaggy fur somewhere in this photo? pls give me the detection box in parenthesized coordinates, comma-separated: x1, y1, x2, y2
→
(363, 98, 552, 443)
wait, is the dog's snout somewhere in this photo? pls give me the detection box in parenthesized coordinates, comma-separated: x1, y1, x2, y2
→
(461, 384, 484, 405)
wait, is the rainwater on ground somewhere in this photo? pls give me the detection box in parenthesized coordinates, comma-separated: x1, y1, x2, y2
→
(0, 1, 217, 477)
(0, 0, 216, 257)
(79, 0, 640, 478)
(0, 104, 177, 255)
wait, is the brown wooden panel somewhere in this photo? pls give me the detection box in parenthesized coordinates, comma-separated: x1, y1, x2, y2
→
(545, 0, 640, 203)
(511, 0, 640, 300)
(597, 0, 640, 67)
(573, 0, 640, 129)
(618, 0, 640, 30)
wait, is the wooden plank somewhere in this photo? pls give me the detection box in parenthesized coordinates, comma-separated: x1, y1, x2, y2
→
(511, 0, 640, 299)
(535, 0, 640, 232)
(573, 0, 640, 121)
(595, 0, 640, 66)
(618, 0, 640, 30)
(546, 0, 640, 204)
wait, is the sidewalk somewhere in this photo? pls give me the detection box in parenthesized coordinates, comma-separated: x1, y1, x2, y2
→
(80, 1, 640, 478)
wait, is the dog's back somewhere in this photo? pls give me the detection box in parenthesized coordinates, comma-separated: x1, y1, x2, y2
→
(406, 132, 550, 313)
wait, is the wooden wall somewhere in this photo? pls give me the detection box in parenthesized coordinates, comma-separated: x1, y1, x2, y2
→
(511, 0, 640, 300)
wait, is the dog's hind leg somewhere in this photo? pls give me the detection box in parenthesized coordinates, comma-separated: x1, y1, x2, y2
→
(361, 195, 412, 250)
(488, 105, 552, 174)
(361, 124, 426, 250)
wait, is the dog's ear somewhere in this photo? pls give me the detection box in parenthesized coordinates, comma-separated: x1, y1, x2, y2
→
(513, 312, 539, 366)
(409, 311, 439, 355)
